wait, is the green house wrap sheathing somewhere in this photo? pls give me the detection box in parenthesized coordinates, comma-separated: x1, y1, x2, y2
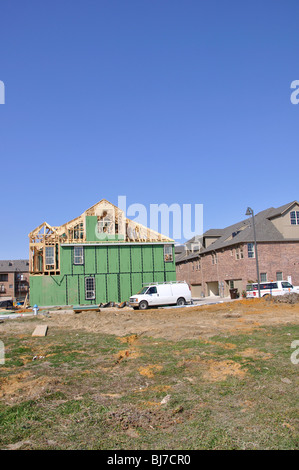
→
(29, 243, 176, 306)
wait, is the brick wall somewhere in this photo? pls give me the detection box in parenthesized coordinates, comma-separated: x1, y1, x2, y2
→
(0, 271, 30, 300)
(176, 241, 299, 296)
(0, 272, 15, 298)
(176, 259, 202, 286)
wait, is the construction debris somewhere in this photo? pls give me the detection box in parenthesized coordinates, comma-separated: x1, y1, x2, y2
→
(266, 293, 299, 304)
(117, 301, 128, 308)
(73, 305, 101, 313)
(160, 394, 171, 405)
(32, 325, 48, 337)
(281, 378, 292, 384)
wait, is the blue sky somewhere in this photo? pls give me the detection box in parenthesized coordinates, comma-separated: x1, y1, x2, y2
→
(1, 0, 299, 257)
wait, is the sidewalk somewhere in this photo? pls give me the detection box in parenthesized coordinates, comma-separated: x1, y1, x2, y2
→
(160, 296, 235, 309)
(192, 295, 234, 305)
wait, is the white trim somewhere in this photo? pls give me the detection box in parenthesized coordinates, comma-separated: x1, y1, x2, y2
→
(74, 246, 84, 265)
(61, 241, 174, 247)
(85, 276, 95, 300)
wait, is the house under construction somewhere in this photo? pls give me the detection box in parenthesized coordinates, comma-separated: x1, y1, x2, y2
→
(29, 199, 176, 306)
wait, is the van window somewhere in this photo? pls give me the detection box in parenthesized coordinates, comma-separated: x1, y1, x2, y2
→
(281, 282, 293, 288)
(260, 283, 269, 290)
(259, 283, 278, 290)
(148, 287, 157, 294)
(138, 287, 149, 294)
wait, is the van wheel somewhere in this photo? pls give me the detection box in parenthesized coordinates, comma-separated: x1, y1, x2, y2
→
(263, 294, 270, 298)
(177, 297, 185, 306)
(139, 300, 148, 310)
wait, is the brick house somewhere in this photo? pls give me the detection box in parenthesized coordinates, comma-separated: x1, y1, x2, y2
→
(176, 201, 299, 298)
(0, 260, 30, 301)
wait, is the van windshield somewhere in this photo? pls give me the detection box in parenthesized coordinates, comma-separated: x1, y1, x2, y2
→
(137, 287, 149, 294)
(282, 282, 293, 288)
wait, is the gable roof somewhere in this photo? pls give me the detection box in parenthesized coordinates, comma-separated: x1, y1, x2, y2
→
(203, 228, 225, 237)
(176, 201, 299, 262)
(29, 199, 174, 244)
(267, 201, 299, 219)
(199, 209, 277, 254)
(175, 249, 200, 263)
(0, 260, 29, 273)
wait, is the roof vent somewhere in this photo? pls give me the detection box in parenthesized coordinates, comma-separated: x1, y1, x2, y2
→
(232, 231, 240, 238)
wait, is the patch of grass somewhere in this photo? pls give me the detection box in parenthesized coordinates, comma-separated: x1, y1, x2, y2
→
(0, 400, 40, 426)
(0, 324, 298, 449)
(0, 400, 42, 446)
(43, 391, 67, 401)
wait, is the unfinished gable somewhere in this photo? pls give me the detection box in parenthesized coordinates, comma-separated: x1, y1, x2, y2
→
(29, 199, 173, 275)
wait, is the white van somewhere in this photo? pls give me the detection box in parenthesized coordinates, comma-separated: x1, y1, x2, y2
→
(246, 280, 295, 298)
(129, 281, 192, 310)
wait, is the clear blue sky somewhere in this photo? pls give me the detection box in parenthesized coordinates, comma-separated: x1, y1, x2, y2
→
(1, 0, 299, 258)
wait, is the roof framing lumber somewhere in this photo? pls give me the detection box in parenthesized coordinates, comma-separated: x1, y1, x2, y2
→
(29, 199, 173, 275)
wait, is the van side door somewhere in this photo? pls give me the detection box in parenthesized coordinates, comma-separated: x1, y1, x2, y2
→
(146, 286, 160, 305)
(281, 281, 293, 293)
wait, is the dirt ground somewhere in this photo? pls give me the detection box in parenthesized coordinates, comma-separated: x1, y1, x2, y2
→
(0, 297, 298, 450)
(1, 297, 298, 340)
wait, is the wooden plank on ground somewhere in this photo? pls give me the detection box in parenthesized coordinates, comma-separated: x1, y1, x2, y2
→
(32, 325, 48, 337)
(73, 305, 100, 313)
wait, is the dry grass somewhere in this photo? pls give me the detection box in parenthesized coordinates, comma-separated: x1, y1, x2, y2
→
(0, 299, 298, 450)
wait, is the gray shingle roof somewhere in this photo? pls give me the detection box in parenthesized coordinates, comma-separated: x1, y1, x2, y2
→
(199, 208, 280, 254)
(176, 201, 299, 262)
(185, 235, 203, 245)
(203, 228, 225, 237)
(174, 244, 185, 254)
(267, 201, 297, 219)
(0, 260, 29, 273)
(175, 249, 200, 263)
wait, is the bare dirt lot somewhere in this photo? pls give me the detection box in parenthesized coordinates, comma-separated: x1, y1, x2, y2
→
(0, 297, 298, 450)
(1, 298, 298, 341)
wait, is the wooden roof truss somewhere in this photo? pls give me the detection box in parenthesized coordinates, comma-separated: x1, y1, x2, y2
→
(29, 199, 173, 275)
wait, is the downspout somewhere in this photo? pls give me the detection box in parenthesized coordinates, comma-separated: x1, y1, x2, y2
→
(213, 250, 221, 297)
(201, 253, 205, 298)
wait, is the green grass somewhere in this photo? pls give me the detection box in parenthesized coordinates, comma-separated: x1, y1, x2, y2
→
(0, 324, 298, 449)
